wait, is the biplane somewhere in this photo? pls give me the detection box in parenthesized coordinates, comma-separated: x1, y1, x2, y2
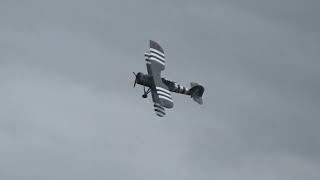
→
(133, 40, 205, 117)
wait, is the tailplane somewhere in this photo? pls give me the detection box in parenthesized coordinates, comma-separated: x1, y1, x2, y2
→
(188, 82, 204, 105)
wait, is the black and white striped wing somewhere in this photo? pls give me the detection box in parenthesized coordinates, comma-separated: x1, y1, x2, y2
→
(148, 88, 167, 117)
(145, 40, 174, 109)
(145, 40, 166, 69)
(155, 86, 173, 108)
(154, 102, 165, 117)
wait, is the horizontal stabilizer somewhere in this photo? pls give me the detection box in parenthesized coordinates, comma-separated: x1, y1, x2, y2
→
(189, 82, 204, 105)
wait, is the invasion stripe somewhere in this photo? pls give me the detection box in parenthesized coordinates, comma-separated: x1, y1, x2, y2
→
(153, 104, 165, 111)
(154, 107, 165, 113)
(158, 95, 174, 103)
(149, 53, 165, 63)
(157, 91, 172, 100)
(156, 112, 164, 117)
(150, 48, 165, 58)
(155, 109, 165, 116)
(181, 86, 186, 94)
(154, 102, 161, 106)
(174, 86, 179, 93)
(156, 89, 171, 97)
(145, 58, 151, 64)
(156, 87, 170, 95)
(155, 108, 165, 115)
(144, 52, 150, 57)
(179, 85, 184, 93)
(175, 83, 179, 92)
(149, 57, 165, 66)
(157, 90, 172, 97)
(155, 107, 165, 113)
(149, 55, 165, 64)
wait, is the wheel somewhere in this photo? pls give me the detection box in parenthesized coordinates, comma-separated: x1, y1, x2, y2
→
(142, 94, 148, 98)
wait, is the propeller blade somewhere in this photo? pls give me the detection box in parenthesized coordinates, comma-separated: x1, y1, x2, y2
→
(133, 72, 137, 88)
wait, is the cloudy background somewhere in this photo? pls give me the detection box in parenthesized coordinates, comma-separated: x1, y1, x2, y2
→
(0, 0, 319, 179)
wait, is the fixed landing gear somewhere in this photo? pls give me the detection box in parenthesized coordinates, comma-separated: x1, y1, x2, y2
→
(132, 72, 151, 99)
(142, 86, 151, 98)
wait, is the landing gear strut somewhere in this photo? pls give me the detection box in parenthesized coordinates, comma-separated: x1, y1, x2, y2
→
(142, 86, 151, 98)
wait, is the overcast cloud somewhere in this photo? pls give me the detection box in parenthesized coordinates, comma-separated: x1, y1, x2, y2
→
(0, 0, 319, 179)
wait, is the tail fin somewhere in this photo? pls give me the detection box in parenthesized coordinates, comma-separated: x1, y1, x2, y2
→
(189, 82, 204, 105)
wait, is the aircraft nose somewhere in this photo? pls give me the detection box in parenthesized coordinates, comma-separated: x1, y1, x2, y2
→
(135, 72, 144, 84)
(136, 72, 142, 79)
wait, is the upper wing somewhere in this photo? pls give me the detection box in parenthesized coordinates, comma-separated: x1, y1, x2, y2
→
(145, 40, 173, 109)
(145, 40, 166, 69)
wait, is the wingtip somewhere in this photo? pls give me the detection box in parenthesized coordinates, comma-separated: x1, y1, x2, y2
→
(149, 40, 164, 53)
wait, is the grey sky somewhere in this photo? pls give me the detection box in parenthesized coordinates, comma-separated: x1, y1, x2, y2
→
(0, 0, 319, 179)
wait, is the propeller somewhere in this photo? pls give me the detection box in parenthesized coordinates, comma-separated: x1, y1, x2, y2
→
(133, 72, 137, 87)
